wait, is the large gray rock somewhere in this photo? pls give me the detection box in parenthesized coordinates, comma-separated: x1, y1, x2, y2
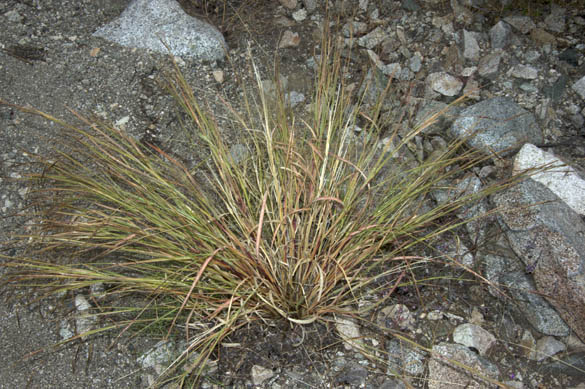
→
(493, 178, 585, 342)
(93, 0, 226, 61)
(450, 97, 543, 156)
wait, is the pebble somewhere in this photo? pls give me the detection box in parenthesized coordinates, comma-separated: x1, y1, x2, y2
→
(478, 50, 503, 78)
(572, 75, 585, 100)
(462, 30, 480, 62)
(358, 26, 386, 49)
(292, 8, 307, 22)
(490, 21, 512, 49)
(504, 15, 536, 34)
(427, 72, 463, 96)
(279, 0, 297, 9)
(510, 64, 538, 80)
(453, 323, 497, 356)
(251, 365, 274, 386)
(278, 30, 300, 48)
(4, 10, 23, 23)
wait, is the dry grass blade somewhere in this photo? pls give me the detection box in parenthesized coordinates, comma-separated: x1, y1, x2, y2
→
(0, 27, 535, 387)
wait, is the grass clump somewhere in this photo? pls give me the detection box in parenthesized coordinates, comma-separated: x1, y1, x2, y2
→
(1, 37, 522, 386)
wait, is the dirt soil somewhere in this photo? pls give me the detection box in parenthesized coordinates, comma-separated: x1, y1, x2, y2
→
(1, 0, 585, 388)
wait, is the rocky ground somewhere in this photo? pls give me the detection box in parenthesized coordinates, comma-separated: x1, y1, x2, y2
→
(1, 0, 585, 388)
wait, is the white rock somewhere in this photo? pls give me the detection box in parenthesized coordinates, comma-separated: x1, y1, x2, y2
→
(93, 0, 226, 61)
(251, 365, 274, 386)
(514, 143, 585, 215)
(335, 316, 363, 351)
(427, 72, 463, 96)
(453, 323, 496, 356)
(212, 69, 224, 83)
(74, 294, 91, 311)
(292, 8, 307, 22)
(115, 115, 130, 127)
(74, 295, 95, 338)
(342, 21, 368, 38)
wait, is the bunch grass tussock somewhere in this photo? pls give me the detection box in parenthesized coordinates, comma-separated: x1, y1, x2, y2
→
(1, 35, 528, 386)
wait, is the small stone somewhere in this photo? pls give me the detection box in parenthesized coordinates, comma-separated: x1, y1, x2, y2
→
(292, 8, 307, 22)
(4, 10, 23, 23)
(302, 0, 318, 12)
(504, 15, 536, 34)
(559, 48, 580, 67)
(382, 63, 402, 77)
(572, 75, 585, 100)
(279, 0, 297, 9)
(544, 5, 566, 33)
(278, 30, 300, 48)
(470, 307, 485, 325)
(529, 336, 566, 361)
(115, 116, 130, 127)
(453, 323, 497, 356)
(342, 21, 368, 37)
(543, 74, 569, 102)
(525, 50, 541, 63)
(74, 294, 91, 311)
(462, 78, 480, 100)
(212, 69, 224, 83)
(461, 66, 476, 77)
(520, 330, 536, 359)
(386, 338, 426, 376)
(251, 365, 274, 386)
(284, 91, 305, 107)
(138, 340, 176, 375)
(402, 0, 421, 11)
(379, 304, 416, 331)
(274, 15, 295, 27)
(427, 72, 463, 96)
(335, 316, 363, 351)
(409, 52, 423, 72)
(478, 50, 503, 78)
(490, 21, 512, 49)
(510, 64, 538, 80)
(358, 26, 386, 49)
(427, 310, 445, 320)
(530, 28, 556, 45)
(90, 283, 107, 299)
(462, 30, 480, 62)
(335, 363, 368, 386)
(74, 295, 95, 338)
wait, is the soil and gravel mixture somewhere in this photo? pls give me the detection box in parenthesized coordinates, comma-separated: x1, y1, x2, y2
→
(1, 0, 585, 388)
